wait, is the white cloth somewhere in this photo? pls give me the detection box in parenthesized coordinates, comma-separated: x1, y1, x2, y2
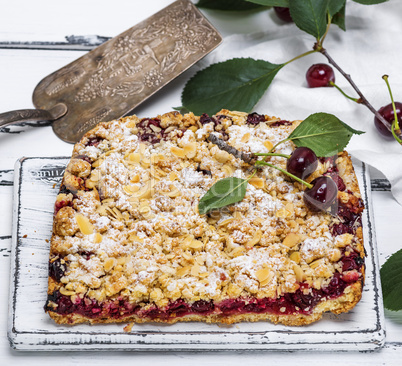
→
(198, 1, 402, 204)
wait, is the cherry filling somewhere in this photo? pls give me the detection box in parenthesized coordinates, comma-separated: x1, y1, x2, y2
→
(319, 155, 338, 167)
(341, 250, 364, 272)
(216, 114, 231, 123)
(319, 155, 364, 236)
(85, 137, 103, 147)
(246, 112, 266, 125)
(49, 258, 67, 282)
(45, 251, 363, 321)
(200, 113, 217, 126)
(73, 154, 92, 164)
(325, 172, 346, 191)
(137, 118, 167, 144)
(270, 120, 292, 127)
(79, 251, 93, 260)
(330, 202, 363, 236)
(48, 252, 91, 282)
(54, 199, 73, 215)
(45, 291, 137, 318)
(58, 184, 74, 196)
(190, 299, 215, 313)
(199, 114, 230, 141)
(54, 184, 78, 214)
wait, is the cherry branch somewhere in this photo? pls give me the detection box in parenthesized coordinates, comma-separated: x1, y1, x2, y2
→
(207, 133, 312, 187)
(318, 46, 402, 140)
(207, 133, 257, 165)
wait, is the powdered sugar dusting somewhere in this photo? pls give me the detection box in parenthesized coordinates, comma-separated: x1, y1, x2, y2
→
(51, 110, 359, 312)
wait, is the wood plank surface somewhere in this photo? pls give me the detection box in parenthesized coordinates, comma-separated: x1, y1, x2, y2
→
(7, 158, 385, 352)
(0, 0, 270, 48)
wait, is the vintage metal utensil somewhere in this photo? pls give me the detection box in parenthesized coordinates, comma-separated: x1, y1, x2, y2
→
(0, 0, 222, 143)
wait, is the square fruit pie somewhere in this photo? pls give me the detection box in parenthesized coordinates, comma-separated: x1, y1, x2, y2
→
(45, 110, 365, 326)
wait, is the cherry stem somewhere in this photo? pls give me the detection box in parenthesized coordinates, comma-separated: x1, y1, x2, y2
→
(268, 137, 291, 153)
(391, 124, 402, 144)
(328, 81, 360, 103)
(318, 47, 402, 139)
(254, 152, 290, 159)
(284, 49, 318, 66)
(246, 169, 257, 181)
(255, 160, 313, 189)
(382, 75, 402, 140)
(318, 13, 332, 47)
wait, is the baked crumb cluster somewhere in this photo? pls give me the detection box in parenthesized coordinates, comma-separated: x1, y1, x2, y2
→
(46, 109, 365, 325)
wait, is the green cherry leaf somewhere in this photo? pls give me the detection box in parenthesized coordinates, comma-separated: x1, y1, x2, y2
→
(181, 58, 285, 116)
(331, 1, 346, 31)
(380, 248, 402, 311)
(288, 0, 329, 39)
(328, 0, 346, 17)
(196, 0, 265, 11)
(287, 112, 364, 157)
(172, 106, 190, 114)
(352, 0, 388, 5)
(198, 177, 249, 215)
(246, 0, 289, 6)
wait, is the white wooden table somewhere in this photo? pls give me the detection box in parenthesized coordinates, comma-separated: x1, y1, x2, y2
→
(0, 1, 401, 364)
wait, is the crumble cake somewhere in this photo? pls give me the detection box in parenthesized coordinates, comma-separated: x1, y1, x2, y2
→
(44, 110, 365, 326)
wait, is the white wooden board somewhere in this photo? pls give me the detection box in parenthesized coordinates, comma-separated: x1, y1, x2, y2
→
(8, 157, 385, 351)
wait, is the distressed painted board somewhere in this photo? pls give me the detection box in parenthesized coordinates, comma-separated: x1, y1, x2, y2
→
(8, 157, 385, 351)
(0, 0, 269, 48)
(0, 0, 174, 46)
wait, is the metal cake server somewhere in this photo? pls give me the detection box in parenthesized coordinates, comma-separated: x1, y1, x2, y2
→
(0, 0, 221, 143)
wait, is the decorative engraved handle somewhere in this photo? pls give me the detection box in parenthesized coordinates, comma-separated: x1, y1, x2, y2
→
(0, 103, 67, 128)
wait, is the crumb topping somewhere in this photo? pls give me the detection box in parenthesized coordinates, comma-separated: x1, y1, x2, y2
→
(50, 110, 364, 311)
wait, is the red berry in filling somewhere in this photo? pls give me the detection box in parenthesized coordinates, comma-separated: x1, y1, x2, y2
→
(137, 118, 166, 144)
(325, 172, 346, 191)
(270, 120, 292, 127)
(319, 155, 337, 167)
(342, 270, 360, 283)
(330, 202, 363, 236)
(200, 113, 216, 125)
(342, 251, 364, 271)
(374, 102, 402, 139)
(219, 299, 245, 314)
(306, 64, 335, 88)
(287, 147, 318, 179)
(73, 154, 92, 164)
(304, 176, 338, 212)
(246, 112, 266, 125)
(59, 184, 74, 196)
(80, 251, 93, 260)
(216, 114, 231, 122)
(86, 137, 103, 147)
(48, 258, 66, 282)
(321, 273, 345, 297)
(54, 199, 72, 214)
(191, 300, 214, 313)
(167, 299, 189, 317)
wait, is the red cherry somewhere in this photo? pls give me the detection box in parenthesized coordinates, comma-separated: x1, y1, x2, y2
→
(374, 102, 402, 139)
(274, 7, 293, 23)
(306, 64, 335, 88)
(286, 147, 318, 180)
(304, 176, 338, 212)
